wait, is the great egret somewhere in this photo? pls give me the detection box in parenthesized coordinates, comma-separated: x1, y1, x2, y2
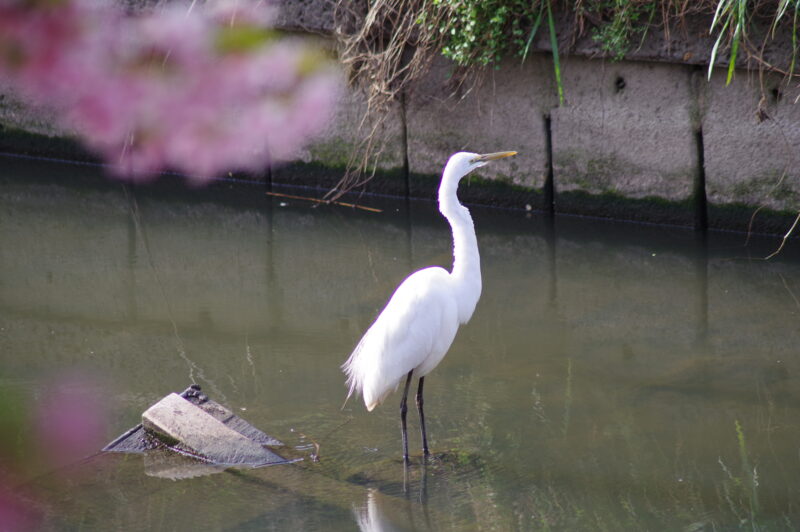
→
(342, 150, 517, 464)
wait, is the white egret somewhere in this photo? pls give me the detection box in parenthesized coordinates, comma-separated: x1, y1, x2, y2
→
(342, 150, 517, 464)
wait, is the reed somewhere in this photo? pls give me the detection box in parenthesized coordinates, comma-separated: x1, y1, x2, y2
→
(520, 0, 564, 106)
(774, 0, 800, 75)
(708, 0, 747, 84)
(546, 0, 565, 106)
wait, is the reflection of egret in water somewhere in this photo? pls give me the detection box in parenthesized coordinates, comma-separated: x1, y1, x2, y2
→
(347, 451, 513, 530)
(353, 489, 397, 532)
(353, 485, 432, 532)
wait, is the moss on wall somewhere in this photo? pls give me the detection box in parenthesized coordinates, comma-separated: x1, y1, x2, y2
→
(2, 109, 798, 236)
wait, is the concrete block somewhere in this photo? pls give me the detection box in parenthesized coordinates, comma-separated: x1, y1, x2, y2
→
(142, 393, 287, 466)
(406, 54, 553, 206)
(702, 70, 800, 219)
(551, 57, 698, 223)
(195, 398, 283, 447)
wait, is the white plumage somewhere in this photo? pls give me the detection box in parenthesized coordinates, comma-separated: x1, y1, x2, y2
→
(342, 150, 517, 462)
(345, 267, 458, 411)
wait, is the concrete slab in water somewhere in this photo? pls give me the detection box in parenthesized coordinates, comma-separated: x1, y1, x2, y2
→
(104, 384, 285, 461)
(180, 385, 283, 447)
(142, 393, 288, 467)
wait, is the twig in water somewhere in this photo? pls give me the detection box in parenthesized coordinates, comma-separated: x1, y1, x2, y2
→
(294, 417, 354, 463)
(266, 191, 382, 213)
(295, 431, 321, 462)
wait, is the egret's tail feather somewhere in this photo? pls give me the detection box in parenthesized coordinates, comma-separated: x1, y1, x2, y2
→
(342, 328, 395, 412)
(341, 348, 360, 410)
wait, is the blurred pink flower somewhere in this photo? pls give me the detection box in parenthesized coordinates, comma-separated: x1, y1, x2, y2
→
(34, 374, 107, 469)
(0, 484, 39, 532)
(0, 2, 83, 93)
(0, 0, 341, 183)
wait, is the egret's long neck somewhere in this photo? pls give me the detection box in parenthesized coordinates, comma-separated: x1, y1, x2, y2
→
(439, 168, 482, 323)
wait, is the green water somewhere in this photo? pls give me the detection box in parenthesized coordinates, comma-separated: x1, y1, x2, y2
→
(1, 156, 800, 530)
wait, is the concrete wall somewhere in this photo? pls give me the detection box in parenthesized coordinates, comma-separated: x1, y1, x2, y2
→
(296, 49, 800, 231)
(550, 58, 700, 225)
(0, 2, 799, 232)
(702, 71, 800, 216)
(283, 2, 800, 231)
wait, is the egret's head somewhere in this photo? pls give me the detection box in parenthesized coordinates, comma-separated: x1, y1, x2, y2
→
(446, 151, 517, 181)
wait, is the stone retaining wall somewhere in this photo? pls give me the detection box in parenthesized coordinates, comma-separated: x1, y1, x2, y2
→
(1, 1, 798, 233)
(291, 46, 799, 231)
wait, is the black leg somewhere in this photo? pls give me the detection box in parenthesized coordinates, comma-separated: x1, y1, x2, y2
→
(400, 370, 414, 465)
(416, 376, 430, 457)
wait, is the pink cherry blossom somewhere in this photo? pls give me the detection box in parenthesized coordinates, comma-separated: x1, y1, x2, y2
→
(0, 0, 341, 184)
(34, 373, 108, 470)
(0, 485, 39, 532)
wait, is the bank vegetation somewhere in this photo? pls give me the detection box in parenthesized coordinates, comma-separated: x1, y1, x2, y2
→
(330, 0, 800, 246)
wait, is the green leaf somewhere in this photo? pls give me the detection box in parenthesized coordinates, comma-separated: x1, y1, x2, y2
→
(521, 3, 545, 63)
(725, 32, 739, 85)
(707, 14, 731, 81)
(546, 0, 564, 106)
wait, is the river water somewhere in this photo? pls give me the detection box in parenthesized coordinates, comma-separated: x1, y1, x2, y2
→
(1, 155, 799, 530)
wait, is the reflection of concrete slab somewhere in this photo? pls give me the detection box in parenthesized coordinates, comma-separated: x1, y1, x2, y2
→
(143, 449, 228, 480)
(103, 385, 291, 471)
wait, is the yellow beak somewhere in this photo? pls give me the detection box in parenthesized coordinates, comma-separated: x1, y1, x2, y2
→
(471, 151, 517, 163)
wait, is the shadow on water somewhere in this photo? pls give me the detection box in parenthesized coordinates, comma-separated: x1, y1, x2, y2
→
(2, 155, 800, 530)
(693, 230, 709, 348)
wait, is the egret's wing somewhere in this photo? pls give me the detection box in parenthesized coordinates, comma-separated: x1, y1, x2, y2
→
(342, 267, 458, 410)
